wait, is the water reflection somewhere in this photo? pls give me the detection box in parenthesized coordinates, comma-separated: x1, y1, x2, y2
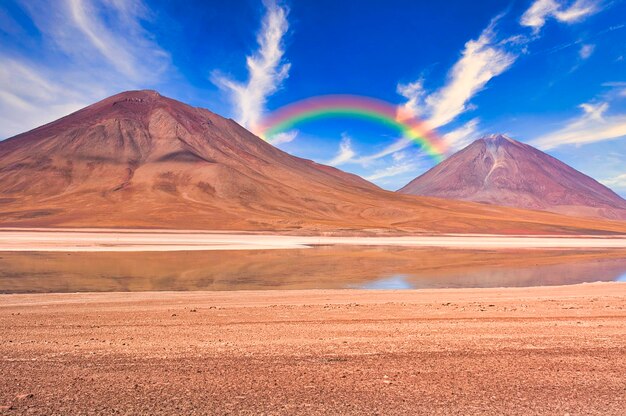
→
(359, 275, 414, 290)
(1, 246, 626, 293)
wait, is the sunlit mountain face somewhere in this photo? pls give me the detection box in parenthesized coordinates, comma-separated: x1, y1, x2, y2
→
(1, 0, 624, 195)
(6, 90, 625, 234)
(400, 134, 626, 220)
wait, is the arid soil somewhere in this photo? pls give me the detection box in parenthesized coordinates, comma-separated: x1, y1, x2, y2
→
(1, 283, 625, 415)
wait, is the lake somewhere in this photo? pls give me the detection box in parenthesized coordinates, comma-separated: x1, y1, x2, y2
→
(2, 246, 626, 293)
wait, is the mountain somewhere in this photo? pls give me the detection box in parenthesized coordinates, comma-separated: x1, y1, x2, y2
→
(1, 91, 625, 235)
(399, 134, 626, 220)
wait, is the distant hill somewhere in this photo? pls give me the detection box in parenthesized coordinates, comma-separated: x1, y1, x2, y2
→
(399, 134, 626, 221)
(1, 92, 624, 235)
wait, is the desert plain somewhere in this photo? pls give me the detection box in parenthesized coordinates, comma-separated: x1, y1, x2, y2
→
(1, 283, 625, 415)
(1, 228, 626, 415)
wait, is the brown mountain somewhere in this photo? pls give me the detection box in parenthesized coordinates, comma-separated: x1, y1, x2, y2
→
(1, 91, 625, 234)
(399, 134, 626, 220)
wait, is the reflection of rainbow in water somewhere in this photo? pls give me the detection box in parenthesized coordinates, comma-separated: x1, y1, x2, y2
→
(255, 95, 448, 164)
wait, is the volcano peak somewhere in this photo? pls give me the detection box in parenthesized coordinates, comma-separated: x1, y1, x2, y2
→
(400, 136, 626, 220)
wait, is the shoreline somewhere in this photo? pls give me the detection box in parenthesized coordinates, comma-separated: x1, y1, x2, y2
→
(1, 280, 624, 302)
(2, 229, 626, 251)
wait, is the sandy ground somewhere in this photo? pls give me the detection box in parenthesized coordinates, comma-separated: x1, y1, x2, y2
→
(1, 283, 626, 415)
(2, 229, 626, 251)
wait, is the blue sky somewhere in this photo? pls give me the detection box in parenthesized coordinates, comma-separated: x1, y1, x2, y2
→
(1, 0, 625, 195)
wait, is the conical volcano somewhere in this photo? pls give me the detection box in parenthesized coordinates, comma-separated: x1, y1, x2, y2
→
(399, 134, 626, 220)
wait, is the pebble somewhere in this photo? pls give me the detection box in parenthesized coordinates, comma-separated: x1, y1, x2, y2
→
(16, 393, 33, 400)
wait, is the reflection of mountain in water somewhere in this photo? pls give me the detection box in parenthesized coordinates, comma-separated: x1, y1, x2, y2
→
(1, 246, 626, 293)
(402, 260, 626, 289)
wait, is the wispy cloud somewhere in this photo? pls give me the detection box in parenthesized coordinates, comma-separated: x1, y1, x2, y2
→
(323, 133, 420, 186)
(443, 118, 481, 150)
(553, 0, 599, 22)
(364, 161, 417, 182)
(602, 81, 626, 97)
(396, 80, 426, 119)
(386, 1, 604, 161)
(579, 43, 595, 59)
(387, 0, 602, 155)
(0, 0, 171, 138)
(0, 59, 91, 139)
(521, 0, 560, 31)
(268, 130, 298, 146)
(381, 17, 519, 161)
(324, 133, 423, 185)
(327, 133, 356, 166)
(22, 0, 169, 83)
(531, 101, 626, 149)
(601, 173, 626, 189)
(212, 0, 290, 131)
(357, 137, 414, 165)
(602, 81, 626, 88)
(520, 0, 600, 34)
(398, 18, 518, 129)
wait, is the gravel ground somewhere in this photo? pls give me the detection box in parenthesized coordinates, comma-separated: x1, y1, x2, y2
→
(1, 283, 625, 415)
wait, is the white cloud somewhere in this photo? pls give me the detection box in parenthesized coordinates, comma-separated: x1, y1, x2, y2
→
(0, 59, 92, 138)
(357, 137, 414, 166)
(375, 1, 604, 166)
(0, 0, 171, 138)
(391, 151, 407, 162)
(326, 133, 356, 166)
(398, 18, 517, 130)
(324, 135, 425, 185)
(520, 0, 600, 33)
(66, 0, 148, 80)
(268, 129, 298, 145)
(602, 81, 626, 97)
(443, 118, 480, 150)
(396, 80, 425, 120)
(531, 102, 626, 149)
(521, 0, 560, 31)
(426, 24, 517, 128)
(601, 173, 626, 189)
(579, 43, 595, 59)
(388, 1, 603, 161)
(22, 0, 169, 84)
(386, 18, 518, 163)
(364, 162, 417, 182)
(554, 0, 599, 22)
(212, 0, 290, 131)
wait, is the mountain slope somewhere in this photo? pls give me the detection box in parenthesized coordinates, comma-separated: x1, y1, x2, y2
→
(1, 92, 625, 235)
(399, 134, 626, 220)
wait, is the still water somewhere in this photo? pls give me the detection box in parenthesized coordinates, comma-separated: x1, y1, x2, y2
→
(1, 246, 626, 293)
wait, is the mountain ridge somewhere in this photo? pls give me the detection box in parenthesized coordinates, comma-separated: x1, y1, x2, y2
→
(1, 91, 625, 235)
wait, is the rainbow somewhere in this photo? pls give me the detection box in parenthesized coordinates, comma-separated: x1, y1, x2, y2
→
(255, 95, 447, 163)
